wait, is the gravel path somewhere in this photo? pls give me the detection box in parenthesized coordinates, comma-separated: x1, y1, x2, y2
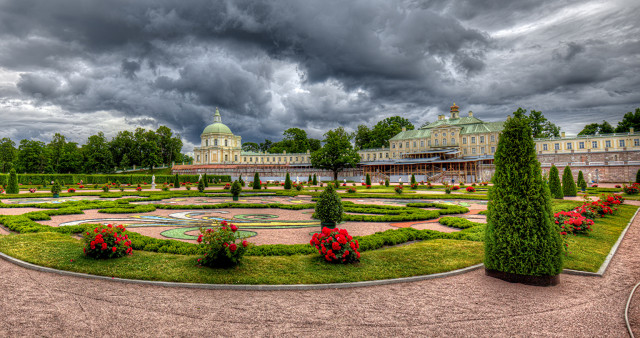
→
(1, 209, 639, 336)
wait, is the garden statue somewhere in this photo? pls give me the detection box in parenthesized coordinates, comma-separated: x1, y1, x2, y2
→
(198, 174, 202, 182)
(151, 175, 156, 189)
(398, 177, 402, 184)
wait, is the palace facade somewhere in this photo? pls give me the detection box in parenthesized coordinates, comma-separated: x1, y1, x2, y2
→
(183, 105, 640, 182)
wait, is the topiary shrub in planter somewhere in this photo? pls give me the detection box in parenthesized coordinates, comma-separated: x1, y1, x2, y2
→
(577, 170, 587, 192)
(83, 224, 133, 258)
(198, 179, 205, 193)
(51, 181, 61, 197)
(394, 186, 403, 194)
(230, 180, 242, 201)
(284, 173, 292, 190)
(485, 111, 563, 286)
(548, 165, 563, 199)
(365, 173, 371, 186)
(411, 174, 416, 185)
(310, 227, 360, 263)
(385, 179, 390, 187)
(196, 221, 249, 268)
(7, 169, 18, 194)
(562, 166, 577, 197)
(173, 174, 180, 189)
(314, 184, 343, 229)
(312, 174, 318, 185)
(253, 173, 261, 190)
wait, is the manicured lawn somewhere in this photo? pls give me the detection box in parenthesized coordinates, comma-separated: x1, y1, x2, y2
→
(0, 233, 483, 284)
(562, 204, 637, 272)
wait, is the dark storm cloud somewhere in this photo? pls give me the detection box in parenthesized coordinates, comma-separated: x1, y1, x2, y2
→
(0, 0, 639, 148)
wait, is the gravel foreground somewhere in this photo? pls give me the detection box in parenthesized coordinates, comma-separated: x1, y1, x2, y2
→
(1, 214, 639, 337)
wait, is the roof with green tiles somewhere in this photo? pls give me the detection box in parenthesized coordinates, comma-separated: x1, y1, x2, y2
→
(390, 115, 505, 141)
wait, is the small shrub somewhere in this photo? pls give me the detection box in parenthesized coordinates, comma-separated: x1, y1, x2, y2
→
(315, 184, 343, 224)
(102, 185, 110, 192)
(410, 183, 418, 190)
(466, 186, 475, 193)
(67, 188, 76, 193)
(196, 221, 249, 268)
(51, 182, 61, 195)
(253, 173, 261, 190)
(347, 187, 357, 193)
(624, 183, 640, 195)
(284, 173, 292, 190)
(385, 179, 390, 187)
(83, 224, 133, 259)
(310, 227, 360, 263)
(394, 186, 403, 194)
(230, 180, 242, 196)
(295, 184, 303, 191)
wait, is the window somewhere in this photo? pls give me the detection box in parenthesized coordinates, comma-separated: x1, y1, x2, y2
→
(579, 142, 585, 149)
(413, 141, 416, 147)
(472, 148, 476, 154)
(399, 143, 402, 148)
(441, 139, 446, 146)
(421, 141, 424, 147)
(491, 135, 495, 142)
(235, 155, 238, 161)
(367, 154, 370, 160)
(197, 155, 200, 162)
(205, 140, 208, 146)
(481, 147, 485, 154)
(428, 140, 431, 146)
(451, 132, 455, 136)
(250, 157, 253, 162)
(435, 133, 438, 137)
(290, 157, 293, 161)
(379, 153, 382, 158)
(463, 149, 467, 155)
(543, 144, 548, 151)
(393, 152, 396, 158)
(214, 139, 218, 146)
(392, 143, 396, 149)
(620, 140, 626, 147)
(605, 140, 611, 148)
(224, 154, 228, 161)
(471, 137, 476, 144)
(386, 153, 389, 158)
(480, 136, 485, 143)
(463, 138, 467, 144)
(406, 142, 410, 148)
(296, 157, 299, 161)
(225, 139, 228, 146)
(554, 143, 560, 150)
(266, 157, 269, 162)
(566, 143, 572, 150)
(635, 139, 640, 146)
(435, 139, 439, 146)
(451, 138, 455, 145)
(592, 141, 598, 148)
(491, 147, 495, 153)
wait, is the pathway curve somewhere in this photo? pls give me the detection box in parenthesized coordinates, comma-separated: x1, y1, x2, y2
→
(1, 212, 640, 336)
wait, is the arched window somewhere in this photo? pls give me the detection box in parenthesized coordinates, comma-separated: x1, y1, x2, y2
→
(214, 139, 218, 146)
(225, 139, 228, 146)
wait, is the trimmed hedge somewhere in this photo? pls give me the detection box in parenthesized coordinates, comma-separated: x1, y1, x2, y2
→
(438, 217, 482, 229)
(0, 174, 230, 185)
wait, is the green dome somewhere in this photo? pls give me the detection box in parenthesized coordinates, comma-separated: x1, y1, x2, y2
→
(202, 122, 232, 135)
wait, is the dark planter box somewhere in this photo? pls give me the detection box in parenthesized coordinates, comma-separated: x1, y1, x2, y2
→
(485, 268, 559, 286)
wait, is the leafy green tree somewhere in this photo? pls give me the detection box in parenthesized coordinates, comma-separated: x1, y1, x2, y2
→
(15, 139, 49, 173)
(562, 166, 577, 197)
(311, 127, 361, 181)
(371, 116, 415, 148)
(156, 126, 183, 165)
(513, 108, 561, 138)
(7, 169, 18, 194)
(0, 138, 17, 173)
(548, 165, 563, 199)
(259, 139, 273, 153)
(82, 132, 114, 174)
(577, 170, 587, 191)
(110, 130, 135, 168)
(485, 113, 562, 280)
(253, 173, 261, 190)
(284, 173, 292, 190)
(242, 142, 260, 152)
(354, 124, 374, 149)
(615, 108, 640, 133)
(578, 121, 615, 135)
(308, 139, 321, 152)
(58, 142, 83, 173)
(47, 133, 67, 173)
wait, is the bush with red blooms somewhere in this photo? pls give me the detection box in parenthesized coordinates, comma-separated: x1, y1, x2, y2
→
(79, 185, 84, 189)
(347, 187, 357, 193)
(29, 188, 36, 193)
(623, 183, 640, 195)
(554, 211, 594, 235)
(223, 183, 231, 190)
(136, 187, 142, 191)
(465, 186, 475, 192)
(342, 183, 347, 186)
(67, 188, 75, 193)
(366, 184, 371, 189)
(615, 185, 621, 188)
(83, 224, 132, 259)
(451, 185, 460, 191)
(592, 184, 598, 187)
(310, 227, 360, 264)
(587, 194, 622, 217)
(197, 220, 249, 268)
(410, 183, 418, 190)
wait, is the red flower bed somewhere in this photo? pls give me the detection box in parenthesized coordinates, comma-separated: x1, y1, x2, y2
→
(223, 183, 231, 190)
(554, 211, 593, 235)
(310, 227, 360, 264)
(465, 186, 475, 192)
(136, 187, 142, 191)
(623, 183, 640, 195)
(83, 224, 132, 259)
(197, 220, 249, 268)
(452, 185, 460, 191)
(67, 188, 76, 193)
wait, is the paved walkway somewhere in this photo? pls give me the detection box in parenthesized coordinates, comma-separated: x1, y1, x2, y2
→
(1, 213, 639, 336)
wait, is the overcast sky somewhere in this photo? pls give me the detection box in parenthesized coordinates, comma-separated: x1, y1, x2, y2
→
(0, 0, 639, 152)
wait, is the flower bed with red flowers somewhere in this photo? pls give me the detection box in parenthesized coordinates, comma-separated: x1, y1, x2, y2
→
(591, 184, 598, 187)
(410, 183, 418, 190)
(347, 187, 357, 193)
(67, 188, 75, 193)
(310, 227, 360, 264)
(135, 187, 142, 191)
(465, 186, 475, 193)
(451, 185, 460, 191)
(394, 186, 403, 194)
(623, 183, 640, 195)
(555, 211, 594, 235)
(29, 188, 36, 193)
(223, 183, 231, 190)
(83, 224, 132, 259)
(615, 184, 621, 188)
(197, 220, 249, 268)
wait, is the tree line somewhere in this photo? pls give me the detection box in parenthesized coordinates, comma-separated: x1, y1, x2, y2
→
(0, 126, 188, 174)
(578, 108, 640, 135)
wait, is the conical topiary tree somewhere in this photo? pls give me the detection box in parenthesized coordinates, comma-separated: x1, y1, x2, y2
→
(365, 173, 371, 186)
(203, 173, 209, 187)
(485, 112, 563, 286)
(548, 165, 563, 199)
(7, 169, 18, 194)
(314, 184, 343, 228)
(577, 170, 586, 191)
(562, 166, 577, 197)
(312, 174, 318, 185)
(308, 174, 312, 184)
(198, 178, 205, 193)
(284, 173, 292, 190)
(385, 179, 389, 187)
(173, 174, 180, 188)
(238, 175, 244, 187)
(253, 173, 261, 190)
(411, 174, 416, 185)
(636, 169, 640, 184)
